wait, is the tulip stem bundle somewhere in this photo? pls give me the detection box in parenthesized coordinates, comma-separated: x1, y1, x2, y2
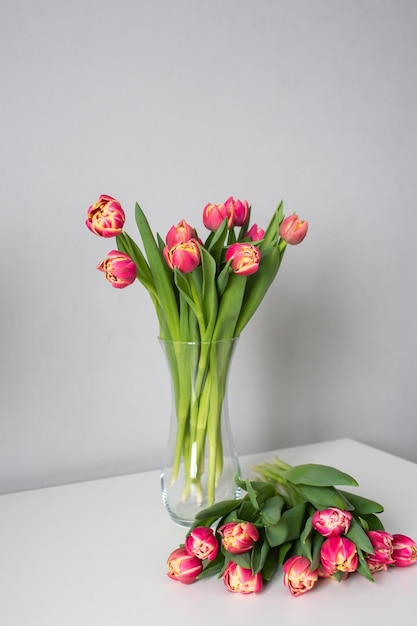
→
(86, 194, 308, 514)
(161, 336, 235, 506)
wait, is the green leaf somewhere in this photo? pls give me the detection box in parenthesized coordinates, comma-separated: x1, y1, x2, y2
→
(212, 272, 248, 340)
(261, 495, 285, 526)
(299, 514, 314, 560)
(227, 228, 237, 245)
(261, 201, 283, 247)
(285, 464, 359, 487)
(251, 538, 271, 574)
(346, 517, 374, 554)
(277, 542, 293, 566)
(261, 547, 278, 581)
(292, 484, 352, 510)
(134, 203, 179, 339)
(300, 535, 313, 562)
(216, 262, 231, 297)
(356, 548, 374, 582)
(339, 490, 384, 515)
(175, 273, 206, 341)
(156, 232, 166, 252)
(265, 502, 307, 547)
(234, 477, 276, 511)
(197, 559, 224, 580)
(224, 549, 252, 569)
(359, 513, 385, 531)
(189, 515, 220, 531)
(178, 292, 197, 342)
(194, 499, 241, 521)
(235, 477, 261, 511)
(310, 532, 325, 570)
(173, 269, 193, 301)
(235, 246, 282, 336)
(116, 232, 156, 295)
(251, 482, 278, 507)
(332, 570, 346, 583)
(237, 500, 259, 524)
(206, 218, 228, 267)
(199, 246, 218, 335)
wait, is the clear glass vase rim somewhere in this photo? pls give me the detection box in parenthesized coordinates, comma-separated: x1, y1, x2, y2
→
(158, 336, 240, 346)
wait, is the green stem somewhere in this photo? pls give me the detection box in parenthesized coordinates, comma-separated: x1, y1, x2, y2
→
(206, 340, 233, 504)
(252, 459, 299, 506)
(164, 337, 236, 507)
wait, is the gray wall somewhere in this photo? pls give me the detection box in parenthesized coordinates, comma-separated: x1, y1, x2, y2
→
(1, 0, 416, 494)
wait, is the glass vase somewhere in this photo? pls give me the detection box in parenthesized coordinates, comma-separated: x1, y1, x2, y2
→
(159, 337, 241, 527)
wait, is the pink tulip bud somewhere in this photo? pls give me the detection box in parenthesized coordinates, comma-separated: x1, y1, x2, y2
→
(165, 219, 197, 248)
(185, 526, 219, 562)
(320, 536, 358, 578)
(223, 196, 249, 227)
(97, 250, 136, 289)
(283, 555, 319, 597)
(279, 214, 308, 245)
(202, 202, 229, 231)
(366, 530, 395, 565)
(163, 239, 201, 273)
(167, 547, 203, 584)
(86, 194, 125, 237)
(218, 521, 259, 554)
(312, 508, 352, 537)
(222, 562, 262, 594)
(392, 534, 417, 567)
(225, 242, 261, 276)
(246, 223, 265, 242)
(365, 557, 390, 574)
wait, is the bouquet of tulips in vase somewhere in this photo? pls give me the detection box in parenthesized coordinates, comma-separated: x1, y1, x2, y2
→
(86, 194, 308, 524)
(167, 457, 417, 595)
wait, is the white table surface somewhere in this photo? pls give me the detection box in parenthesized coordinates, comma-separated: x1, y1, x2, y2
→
(1, 438, 416, 625)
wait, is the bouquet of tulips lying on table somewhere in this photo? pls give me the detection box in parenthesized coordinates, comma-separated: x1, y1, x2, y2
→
(167, 457, 417, 596)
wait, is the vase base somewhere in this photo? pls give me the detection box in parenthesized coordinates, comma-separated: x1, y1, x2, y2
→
(161, 473, 241, 527)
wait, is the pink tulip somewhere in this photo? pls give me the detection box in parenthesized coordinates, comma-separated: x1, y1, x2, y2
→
(392, 534, 417, 567)
(246, 223, 265, 242)
(218, 521, 259, 554)
(163, 239, 201, 273)
(165, 219, 197, 248)
(312, 508, 352, 538)
(167, 547, 203, 584)
(223, 196, 249, 227)
(97, 250, 136, 289)
(225, 242, 261, 276)
(185, 526, 219, 562)
(366, 530, 395, 565)
(283, 555, 319, 597)
(86, 194, 125, 237)
(202, 202, 229, 231)
(365, 557, 390, 574)
(320, 536, 358, 578)
(279, 214, 308, 245)
(222, 562, 262, 594)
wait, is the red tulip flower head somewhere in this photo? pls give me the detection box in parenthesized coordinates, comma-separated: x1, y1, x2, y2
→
(222, 562, 262, 594)
(97, 250, 136, 289)
(225, 242, 261, 276)
(167, 547, 203, 584)
(86, 194, 125, 237)
(279, 214, 308, 245)
(283, 555, 319, 596)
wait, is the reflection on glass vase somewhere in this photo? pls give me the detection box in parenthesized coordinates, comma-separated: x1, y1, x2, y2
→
(159, 337, 241, 527)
